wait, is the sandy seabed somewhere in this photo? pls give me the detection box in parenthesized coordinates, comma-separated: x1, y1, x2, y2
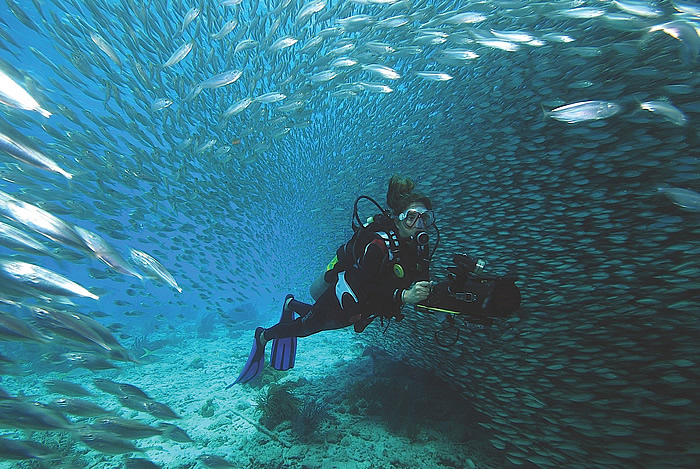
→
(1, 322, 508, 469)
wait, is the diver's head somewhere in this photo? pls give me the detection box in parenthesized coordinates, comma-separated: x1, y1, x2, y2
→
(395, 202, 435, 239)
(386, 175, 434, 240)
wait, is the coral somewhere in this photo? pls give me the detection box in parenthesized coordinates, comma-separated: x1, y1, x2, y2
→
(291, 398, 330, 442)
(254, 383, 301, 429)
(200, 398, 216, 417)
(131, 335, 170, 360)
(344, 376, 422, 439)
(188, 356, 204, 369)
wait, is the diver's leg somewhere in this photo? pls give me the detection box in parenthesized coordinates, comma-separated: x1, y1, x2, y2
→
(268, 295, 305, 371)
(228, 327, 266, 387)
(285, 297, 313, 318)
(264, 288, 351, 340)
(231, 298, 320, 385)
(263, 314, 318, 340)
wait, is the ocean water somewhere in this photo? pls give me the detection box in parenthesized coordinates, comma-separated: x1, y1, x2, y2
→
(0, 0, 699, 467)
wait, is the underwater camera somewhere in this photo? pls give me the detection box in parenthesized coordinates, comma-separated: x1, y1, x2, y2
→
(416, 254, 521, 346)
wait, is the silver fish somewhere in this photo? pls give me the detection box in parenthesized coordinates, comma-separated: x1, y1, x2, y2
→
(199, 69, 243, 89)
(490, 29, 536, 43)
(475, 38, 519, 52)
(414, 71, 454, 81)
(440, 49, 480, 61)
(0, 131, 72, 179)
(73, 225, 142, 278)
(361, 64, 401, 80)
(296, 0, 327, 25)
(640, 100, 688, 126)
(44, 379, 94, 397)
(648, 21, 700, 65)
(309, 70, 338, 83)
(79, 429, 142, 454)
(33, 307, 133, 358)
(162, 41, 194, 68)
(198, 455, 234, 468)
(210, 19, 238, 40)
(130, 248, 182, 292)
(0, 259, 98, 300)
(319, 26, 343, 38)
(93, 378, 126, 395)
(49, 398, 111, 417)
(4, 0, 40, 32)
(142, 400, 180, 420)
(222, 97, 252, 118)
(364, 41, 395, 54)
(196, 138, 216, 153)
(657, 187, 700, 211)
(90, 33, 122, 69)
(151, 98, 173, 112)
(336, 14, 374, 32)
(177, 7, 200, 36)
(330, 57, 358, 68)
(60, 352, 119, 371)
(673, 0, 700, 16)
(94, 379, 150, 399)
(0, 437, 57, 460)
(444, 12, 487, 24)
(613, 0, 662, 17)
(254, 92, 287, 103)
(268, 36, 298, 52)
(358, 82, 393, 93)
(234, 39, 258, 54)
(277, 100, 306, 112)
(94, 417, 163, 439)
(0, 220, 53, 255)
(559, 7, 606, 18)
(300, 36, 324, 55)
(545, 100, 621, 123)
(0, 310, 47, 343)
(542, 33, 575, 43)
(0, 68, 51, 117)
(159, 423, 194, 443)
(0, 190, 86, 251)
(0, 400, 72, 431)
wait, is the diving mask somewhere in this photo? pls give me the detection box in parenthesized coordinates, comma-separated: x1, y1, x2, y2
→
(398, 208, 435, 228)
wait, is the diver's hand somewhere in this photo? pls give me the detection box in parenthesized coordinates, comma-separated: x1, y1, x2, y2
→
(402, 281, 432, 304)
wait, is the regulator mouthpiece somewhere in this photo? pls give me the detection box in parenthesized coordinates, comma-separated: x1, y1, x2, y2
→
(414, 231, 430, 246)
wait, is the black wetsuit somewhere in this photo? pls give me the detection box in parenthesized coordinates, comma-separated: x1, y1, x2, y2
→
(264, 216, 430, 339)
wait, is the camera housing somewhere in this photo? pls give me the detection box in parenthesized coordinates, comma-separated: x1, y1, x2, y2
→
(416, 254, 521, 325)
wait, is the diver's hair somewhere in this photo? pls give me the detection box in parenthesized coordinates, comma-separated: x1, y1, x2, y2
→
(386, 175, 433, 214)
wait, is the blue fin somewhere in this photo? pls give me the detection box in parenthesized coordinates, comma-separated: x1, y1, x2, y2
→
(270, 294, 297, 371)
(227, 327, 266, 388)
(271, 337, 297, 371)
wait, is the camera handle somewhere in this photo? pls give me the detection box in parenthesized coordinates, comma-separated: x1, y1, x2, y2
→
(434, 314, 460, 347)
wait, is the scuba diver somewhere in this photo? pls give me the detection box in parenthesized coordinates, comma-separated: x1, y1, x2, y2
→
(230, 175, 435, 385)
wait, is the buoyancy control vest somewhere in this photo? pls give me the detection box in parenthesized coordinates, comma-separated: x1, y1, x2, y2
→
(324, 213, 430, 321)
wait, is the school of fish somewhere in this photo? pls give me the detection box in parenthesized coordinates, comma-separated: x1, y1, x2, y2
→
(0, 0, 699, 466)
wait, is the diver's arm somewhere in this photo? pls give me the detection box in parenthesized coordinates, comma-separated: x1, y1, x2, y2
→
(400, 281, 431, 305)
(345, 238, 385, 288)
(341, 236, 393, 307)
(398, 254, 431, 305)
(347, 236, 431, 310)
